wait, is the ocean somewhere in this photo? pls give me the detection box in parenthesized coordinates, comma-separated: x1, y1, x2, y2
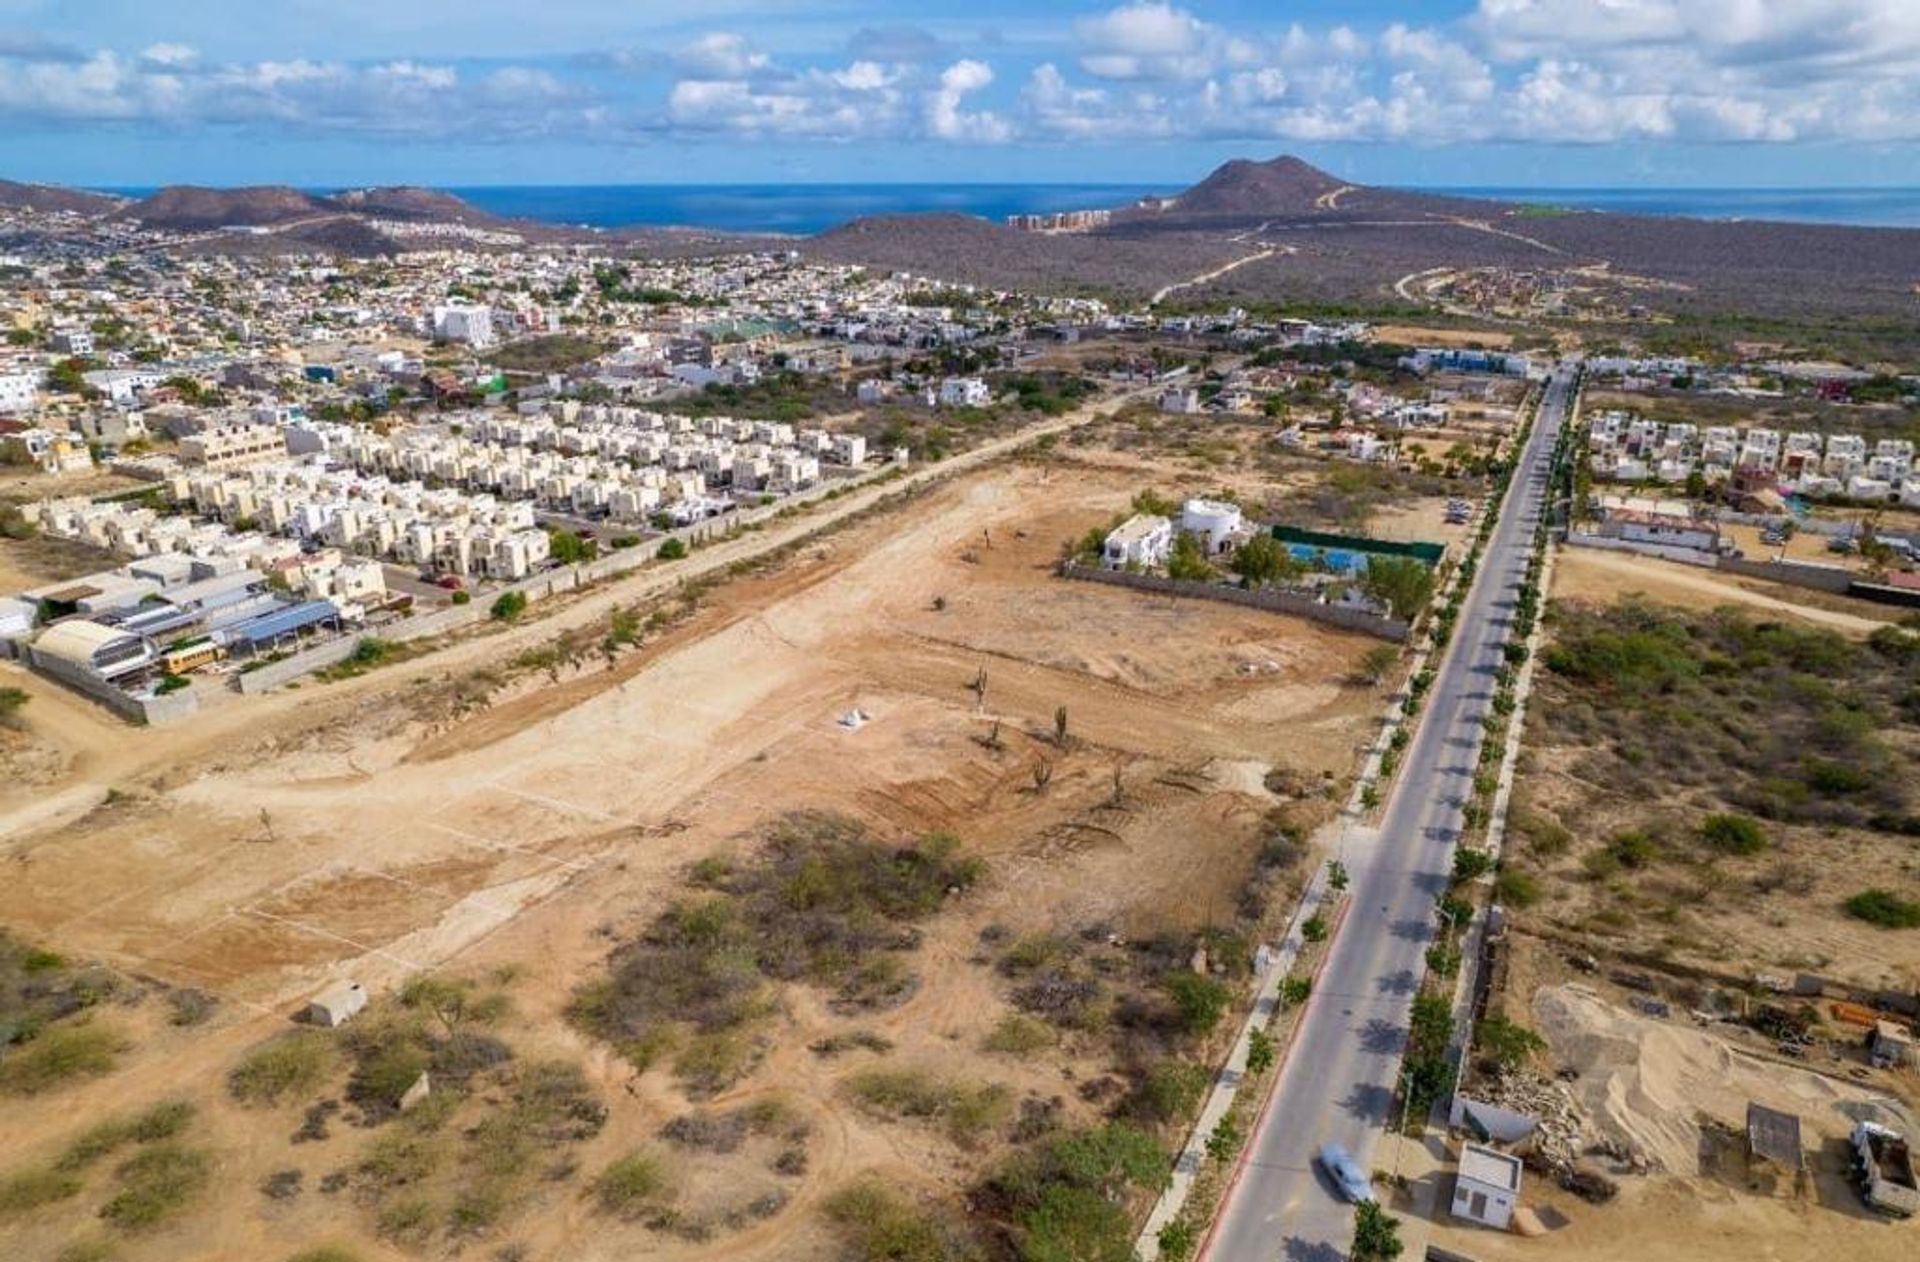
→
(443, 183, 1175, 235)
(451, 183, 1920, 233)
(98, 182, 1920, 234)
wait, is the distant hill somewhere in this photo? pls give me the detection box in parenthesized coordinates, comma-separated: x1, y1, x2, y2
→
(1170, 156, 1347, 216)
(120, 185, 335, 231)
(329, 185, 505, 227)
(0, 179, 124, 217)
(807, 212, 1243, 299)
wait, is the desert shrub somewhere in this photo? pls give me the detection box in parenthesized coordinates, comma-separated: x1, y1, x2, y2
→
(846, 1069, 1011, 1148)
(286, 1248, 361, 1262)
(347, 1045, 430, 1113)
(1160, 973, 1232, 1037)
(661, 1098, 801, 1154)
(1606, 829, 1661, 869)
(57, 1101, 194, 1171)
(1000, 934, 1068, 976)
(656, 538, 688, 561)
(0, 1022, 125, 1095)
(1125, 1060, 1209, 1125)
(811, 1031, 894, 1057)
(229, 1032, 336, 1106)
(53, 1241, 116, 1262)
(1492, 868, 1540, 908)
(1845, 889, 1920, 929)
(0, 1165, 82, 1215)
(375, 1197, 436, 1244)
(985, 1124, 1166, 1262)
(489, 591, 527, 620)
(593, 1151, 672, 1218)
(165, 989, 217, 1027)
(574, 813, 979, 1087)
(1698, 814, 1768, 856)
(983, 1015, 1055, 1055)
(825, 1179, 982, 1262)
(358, 1131, 441, 1189)
(1474, 1015, 1548, 1072)
(98, 1145, 210, 1231)
(1539, 604, 1919, 831)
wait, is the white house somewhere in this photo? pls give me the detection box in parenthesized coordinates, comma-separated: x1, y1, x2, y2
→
(1451, 1143, 1521, 1230)
(1159, 387, 1202, 415)
(937, 376, 991, 408)
(431, 302, 496, 349)
(1179, 498, 1244, 555)
(1102, 514, 1173, 570)
(0, 371, 39, 415)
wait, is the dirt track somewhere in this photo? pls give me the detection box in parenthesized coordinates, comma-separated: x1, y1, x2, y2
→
(0, 449, 1386, 1261)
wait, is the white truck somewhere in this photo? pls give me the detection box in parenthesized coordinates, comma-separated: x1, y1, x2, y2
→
(1851, 1121, 1920, 1218)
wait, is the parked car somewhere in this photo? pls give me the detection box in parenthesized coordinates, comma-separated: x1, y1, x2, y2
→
(1317, 1142, 1375, 1204)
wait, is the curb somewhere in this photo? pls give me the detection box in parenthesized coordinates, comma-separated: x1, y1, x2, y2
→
(1192, 894, 1352, 1262)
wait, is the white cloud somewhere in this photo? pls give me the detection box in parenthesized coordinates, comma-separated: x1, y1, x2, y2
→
(1073, 2, 1263, 82)
(927, 58, 1010, 143)
(8, 8, 1920, 151)
(674, 32, 769, 80)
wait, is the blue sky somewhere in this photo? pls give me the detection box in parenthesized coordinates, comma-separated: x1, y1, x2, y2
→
(3, 1, 1920, 188)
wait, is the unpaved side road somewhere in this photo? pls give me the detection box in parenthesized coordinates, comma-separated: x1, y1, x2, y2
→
(0, 385, 1158, 842)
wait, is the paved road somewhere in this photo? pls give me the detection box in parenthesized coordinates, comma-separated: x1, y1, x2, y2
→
(1205, 363, 1574, 1262)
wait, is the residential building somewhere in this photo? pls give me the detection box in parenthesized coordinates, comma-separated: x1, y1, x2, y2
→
(937, 376, 991, 408)
(1160, 387, 1202, 414)
(1102, 514, 1173, 570)
(431, 302, 496, 348)
(0, 371, 38, 415)
(1180, 498, 1245, 555)
(179, 424, 288, 471)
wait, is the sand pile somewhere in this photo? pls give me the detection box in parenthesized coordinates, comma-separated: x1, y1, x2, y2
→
(1531, 984, 1908, 1176)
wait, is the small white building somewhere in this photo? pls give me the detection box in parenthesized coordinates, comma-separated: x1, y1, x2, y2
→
(432, 302, 496, 349)
(1102, 514, 1173, 570)
(304, 979, 368, 1028)
(1179, 498, 1244, 556)
(938, 376, 991, 408)
(1451, 1143, 1522, 1230)
(1159, 387, 1202, 415)
(0, 370, 40, 415)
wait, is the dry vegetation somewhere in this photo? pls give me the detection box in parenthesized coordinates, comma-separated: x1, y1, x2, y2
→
(1509, 599, 1920, 984)
(0, 450, 1394, 1261)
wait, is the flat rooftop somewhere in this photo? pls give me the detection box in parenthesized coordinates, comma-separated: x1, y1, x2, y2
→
(1458, 1142, 1522, 1191)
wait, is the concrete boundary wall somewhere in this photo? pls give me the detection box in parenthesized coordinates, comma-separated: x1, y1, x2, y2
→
(22, 644, 201, 724)
(1716, 555, 1856, 594)
(1057, 562, 1409, 641)
(1563, 531, 1719, 567)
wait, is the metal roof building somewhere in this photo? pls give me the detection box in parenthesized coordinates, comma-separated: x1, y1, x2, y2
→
(218, 600, 340, 655)
(32, 619, 156, 680)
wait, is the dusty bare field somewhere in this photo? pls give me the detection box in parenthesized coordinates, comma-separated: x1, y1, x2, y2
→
(0, 459, 1388, 1261)
(1423, 964, 1919, 1262)
(1554, 544, 1894, 635)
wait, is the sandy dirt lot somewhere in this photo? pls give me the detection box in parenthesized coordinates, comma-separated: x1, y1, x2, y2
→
(1553, 545, 1894, 634)
(0, 459, 1388, 1261)
(1422, 983, 1918, 1262)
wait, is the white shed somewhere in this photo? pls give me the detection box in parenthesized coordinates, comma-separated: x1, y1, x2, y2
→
(1452, 1143, 1521, 1230)
(303, 980, 368, 1028)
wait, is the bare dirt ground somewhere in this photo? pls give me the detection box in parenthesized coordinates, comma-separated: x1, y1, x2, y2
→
(1425, 980, 1918, 1262)
(1553, 545, 1894, 635)
(0, 458, 1386, 1261)
(0, 528, 124, 594)
(1375, 324, 1515, 350)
